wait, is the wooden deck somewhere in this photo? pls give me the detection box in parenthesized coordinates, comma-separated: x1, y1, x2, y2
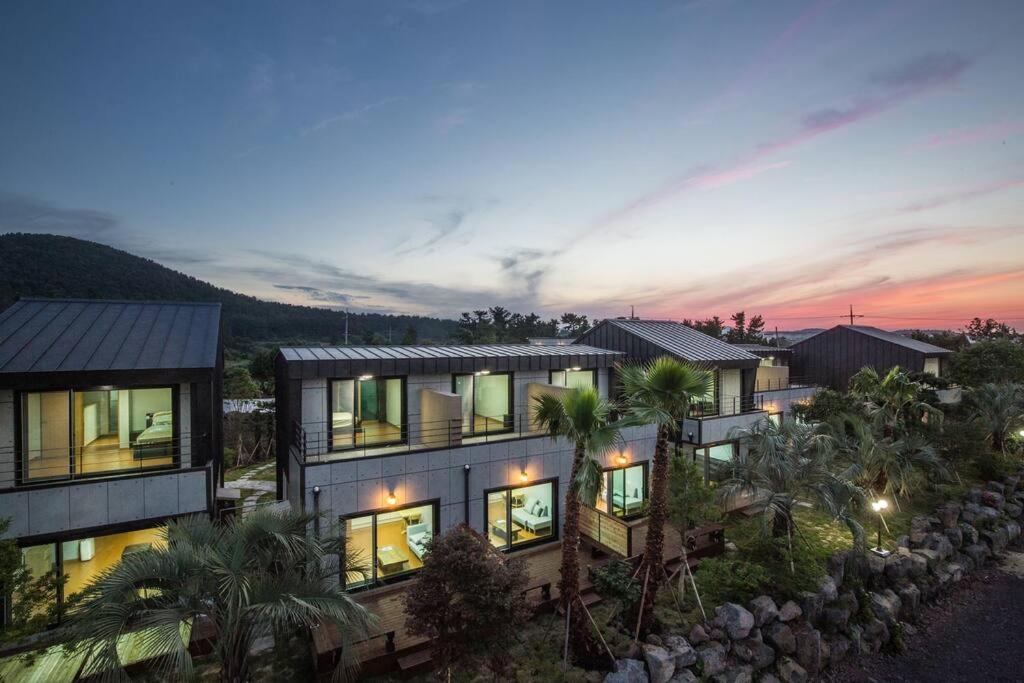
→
(345, 518, 724, 679)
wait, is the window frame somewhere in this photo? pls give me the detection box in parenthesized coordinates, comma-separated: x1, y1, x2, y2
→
(600, 461, 649, 520)
(327, 375, 408, 452)
(338, 497, 441, 590)
(483, 477, 559, 552)
(15, 383, 180, 487)
(548, 368, 597, 390)
(451, 371, 514, 436)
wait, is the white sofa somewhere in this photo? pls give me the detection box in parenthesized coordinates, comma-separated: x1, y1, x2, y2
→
(405, 523, 431, 560)
(511, 499, 552, 535)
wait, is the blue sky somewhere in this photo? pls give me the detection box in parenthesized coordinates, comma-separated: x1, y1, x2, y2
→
(2, 0, 1023, 328)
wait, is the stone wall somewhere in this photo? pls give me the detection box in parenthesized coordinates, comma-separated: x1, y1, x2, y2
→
(606, 468, 1024, 683)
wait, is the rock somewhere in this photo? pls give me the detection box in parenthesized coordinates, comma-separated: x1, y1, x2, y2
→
(944, 526, 963, 549)
(762, 621, 796, 654)
(748, 596, 779, 627)
(897, 582, 920, 620)
(954, 551, 976, 572)
(732, 637, 775, 670)
(922, 532, 954, 560)
(936, 502, 961, 529)
(688, 624, 709, 645)
(978, 506, 1001, 527)
(709, 628, 727, 642)
(668, 670, 697, 683)
(827, 552, 847, 587)
(985, 480, 1006, 495)
(606, 658, 650, 683)
(797, 591, 823, 625)
(895, 534, 910, 549)
(777, 601, 802, 622)
(646, 634, 665, 647)
(866, 551, 887, 578)
(884, 553, 908, 581)
(794, 627, 828, 675)
(909, 516, 933, 544)
(1005, 521, 1021, 541)
(711, 665, 753, 683)
(959, 522, 979, 546)
(819, 606, 850, 634)
(642, 644, 675, 683)
(663, 635, 698, 669)
(828, 635, 852, 664)
(775, 657, 807, 683)
(760, 675, 782, 683)
(696, 643, 728, 677)
(981, 490, 1005, 510)
(1005, 475, 1020, 492)
(817, 576, 838, 603)
(864, 618, 889, 650)
(837, 590, 859, 614)
(912, 548, 941, 569)
(868, 590, 901, 627)
(981, 527, 1009, 553)
(963, 543, 991, 567)
(717, 603, 756, 640)
(899, 549, 927, 578)
(1005, 502, 1023, 520)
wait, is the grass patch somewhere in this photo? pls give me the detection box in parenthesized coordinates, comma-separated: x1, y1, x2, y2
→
(223, 460, 274, 483)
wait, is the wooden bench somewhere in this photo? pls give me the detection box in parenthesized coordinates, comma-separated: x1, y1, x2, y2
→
(397, 648, 432, 676)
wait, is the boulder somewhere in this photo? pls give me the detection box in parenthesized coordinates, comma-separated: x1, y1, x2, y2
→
(775, 657, 808, 683)
(663, 635, 698, 669)
(827, 635, 852, 664)
(646, 634, 664, 647)
(732, 637, 775, 670)
(965, 488, 983, 504)
(936, 502, 961, 529)
(954, 551, 976, 572)
(903, 549, 928, 578)
(863, 618, 889, 652)
(762, 621, 796, 655)
(711, 665, 753, 683)
(605, 658, 650, 683)
(895, 534, 910, 549)
(978, 506, 1001, 527)
(912, 548, 941, 570)
(760, 675, 782, 683)
(922, 532, 954, 560)
(696, 643, 728, 677)
(909, 516, 932, 545)
(777, 601, 802, 622)
(688, 624, 709, 645)
(794, 628, 828, 675)
(709, 628, 727, 642)
(837, 590, 859, 614)
(748, 596, 779, 627)
(797, 591, 823, 625)
(642, 644, 675, 683)
(963, 543, 991, 567)
(866, 551, 887, 579)
(668, 670, 697, 683)
(884, 553, 908, 581)
(981, 527, 1009, 553)
(1005, 521, 1021, 541)
(1005, 502, 1023, 520)
(897, 582, 920, 621)
(944, 526, 963, 549)
(1005, 475, 1020, 492)
(981, 490, 1005, 510)
(819, 606, 850, 634)
(717, 603, 756, 640)
(817, 576, 838, 603)
(868, 590, 901, 627)
(985, 480, 1006, 495)
(959, 522, 979, 546)
(826, 551, 847, 587)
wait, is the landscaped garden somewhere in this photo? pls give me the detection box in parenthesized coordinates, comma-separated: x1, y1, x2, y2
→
(2, 342, 1023, 682)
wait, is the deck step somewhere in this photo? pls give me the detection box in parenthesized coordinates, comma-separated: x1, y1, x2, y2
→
(397, 649, 432, 675)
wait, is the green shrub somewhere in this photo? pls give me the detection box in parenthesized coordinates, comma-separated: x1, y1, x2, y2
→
(591, 559, 641, 611)
(693, 558, 771, 606)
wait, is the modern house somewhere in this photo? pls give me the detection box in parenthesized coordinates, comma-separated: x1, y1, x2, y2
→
(790, 325, 954, 391)
(274, 343, 658, 589)
(0, 298, 223, 623)
(732, 343, 819, 425)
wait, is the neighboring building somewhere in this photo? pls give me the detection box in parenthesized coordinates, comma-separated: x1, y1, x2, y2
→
(732, 343, 819, 425)
(790, 325, 954, 391)
(526, 337, 574, 346)
(576, 318, 791, 481)
(0, 298, 223, 623)
(275, 343, 657, 590)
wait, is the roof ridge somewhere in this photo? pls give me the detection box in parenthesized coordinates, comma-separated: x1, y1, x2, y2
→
(17, 296, 221, 307)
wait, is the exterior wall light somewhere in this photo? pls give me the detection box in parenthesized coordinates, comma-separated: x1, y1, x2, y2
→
(870, 499, 890, 557)
(359, 374, 374, 381)
(570, 366, 581, 372)
(386, 491, 397, 506)
(474, 369, 491, 376)
(520, 469, 529, 482)
(616, 452, 628, 466)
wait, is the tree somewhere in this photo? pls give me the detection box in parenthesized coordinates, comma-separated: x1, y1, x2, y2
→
(969, 383, 1024, 455)
(720, 419, 863, 547)
(248, 347, 278, 395)
(0, 519, 65, 642)
(533, 387, 621, 663)
(947, 339, 1024, 387)
(223, 366, 261, 399)
(791, 388, 858, 424)
(404, 525, 530, 678)
(725, 311, 767, 344)
(683, 316, 725, 339)
(400, 324, 418, 345)
(618, 357, 713, 634)
(908, 329, 968, 352)
(963, 317, 1017, 341)
(66, 511, 373, 682)
(560, 312, 590, 337)
(849, 366, 942, 438)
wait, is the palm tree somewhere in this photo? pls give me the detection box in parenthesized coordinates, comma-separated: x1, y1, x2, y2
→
(970, 382, 1024, 455)
(849, 366, 942, 438)
(720, 418, 863, 546)
(533, 387, 622, 664)
(66, 510, 374, 682)
(617, 357, 713, 634)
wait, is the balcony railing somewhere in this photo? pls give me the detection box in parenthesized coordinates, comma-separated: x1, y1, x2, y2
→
(687, 393, 764, 419)
(0, 434, 201, 488)
(293, 413, 546, 463)
(754, 376, 816, 392)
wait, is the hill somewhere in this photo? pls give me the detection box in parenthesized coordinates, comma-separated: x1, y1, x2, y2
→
(0, 233, 458, 347)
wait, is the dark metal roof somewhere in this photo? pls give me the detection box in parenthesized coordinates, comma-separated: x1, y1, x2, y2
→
(0, 298, 222, 375)
(278, 343, 623, 379)
(576, 319, 760, 368)
(733, 343, 793, 355)
(799, 325, 952, 356)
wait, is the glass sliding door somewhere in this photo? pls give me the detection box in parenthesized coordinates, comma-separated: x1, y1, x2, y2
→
(606, 464, 647, 518)
(330, 377, 406, 450)
(454, 372, 512, 436)
(342, 502, 436, 589)
(486, 480, 556, 551)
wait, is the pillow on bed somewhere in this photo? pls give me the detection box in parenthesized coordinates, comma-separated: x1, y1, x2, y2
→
(151, 411, 173, 425)
(528, 500, 540, 516)
(540, 505, 549, 519)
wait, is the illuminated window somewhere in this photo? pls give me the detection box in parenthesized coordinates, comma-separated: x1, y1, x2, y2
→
(342, 501, 437, 588)
(549, 369, 596, 390)
(330, 377, 405, 450)
(600, 463, 647, 518)
(486, 480, 556, 550)
(453, 373, 512, 436)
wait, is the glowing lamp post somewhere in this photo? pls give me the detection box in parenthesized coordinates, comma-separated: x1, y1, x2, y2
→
(871, 499, 890, 557)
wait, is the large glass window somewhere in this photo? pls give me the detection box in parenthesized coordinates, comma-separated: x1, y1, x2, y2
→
(486, 480, 556, 550)
(330, 377, 405, 450)
(549, 369, 596, 390)
(342, 502, 436, 588)
(453, 372, 512, 436)
(15, 544, 57, 620)
(600, 464, 647, 518)
(21, 387, 174, 482)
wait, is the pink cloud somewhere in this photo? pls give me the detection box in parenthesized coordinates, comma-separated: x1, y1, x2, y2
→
(908, 120, 1024, 152)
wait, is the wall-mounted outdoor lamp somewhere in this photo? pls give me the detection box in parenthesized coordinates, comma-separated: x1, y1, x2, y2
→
(359, 374, 374, 381)
(386, 490, 397, 506)
(570, 366, 581, 372)
(520, 469, 529, 482)
(474, 369, 491, 376)
(616, 451, 628, 466)
(870, 499, 890, 557)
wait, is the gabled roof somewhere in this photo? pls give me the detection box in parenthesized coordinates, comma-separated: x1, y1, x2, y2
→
(799, 325, 952, 356)
(0, 298, 222, 375)
(576, 319, 761, 368)
(278, 343, 622, 378)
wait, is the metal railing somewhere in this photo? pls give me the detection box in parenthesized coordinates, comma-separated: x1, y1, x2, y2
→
(687, 393, 764, 419)
(0, 434, 202, 488)
(754, 376, 815, 392)
(293, 413, 545, 462)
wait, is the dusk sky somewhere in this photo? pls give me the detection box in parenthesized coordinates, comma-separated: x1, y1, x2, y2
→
(2, 1, 1023, 329)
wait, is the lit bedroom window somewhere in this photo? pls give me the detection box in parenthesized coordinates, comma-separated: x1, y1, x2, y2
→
(599, 463, 647, 518)
(330, 377, 405, 450)
(342, 501, 436, 589)
(486, 480, 557, 550)
(21, 387, 175, 481)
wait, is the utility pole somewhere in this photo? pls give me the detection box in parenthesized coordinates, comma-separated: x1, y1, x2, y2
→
(630, 305, 635, 320)
(847, 305, 864, 325)
(774, 326, 779, 347)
